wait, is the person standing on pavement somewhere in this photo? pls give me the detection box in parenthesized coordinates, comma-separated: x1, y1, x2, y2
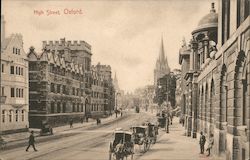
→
(80, 117, 84, 124)
(199, 131, 206, 154)
(206, 133, 214, 156)
(69, 118, 73, 128)
(26, 131, 38, 152)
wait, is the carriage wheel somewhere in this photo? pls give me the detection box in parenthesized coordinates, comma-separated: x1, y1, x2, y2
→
(109, 143, 114, 160)
(153, 137, 157, 144)
(147, 140, 151, 150)
(131, 145, 134, 160)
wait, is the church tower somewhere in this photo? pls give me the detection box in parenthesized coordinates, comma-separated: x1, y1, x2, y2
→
(154, 37, 170, 86)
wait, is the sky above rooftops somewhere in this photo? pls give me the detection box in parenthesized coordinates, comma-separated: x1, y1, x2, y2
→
(2, 0, 217, 92)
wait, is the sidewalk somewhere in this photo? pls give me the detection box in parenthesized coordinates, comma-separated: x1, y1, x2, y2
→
(137, 117, 216, 160)
(1, 113, 121, 149)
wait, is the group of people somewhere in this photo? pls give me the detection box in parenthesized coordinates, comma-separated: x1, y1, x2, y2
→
(199, 131, 214, 157)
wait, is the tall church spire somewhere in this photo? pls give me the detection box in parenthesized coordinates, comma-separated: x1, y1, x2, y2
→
(154, 36, 171, 86)
(113, 71, 120, 91)
(159, 36, 165, 63)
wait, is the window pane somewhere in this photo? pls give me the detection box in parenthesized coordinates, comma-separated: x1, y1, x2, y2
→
(10, 66, 14, 74)
(11, 88, 15, 97)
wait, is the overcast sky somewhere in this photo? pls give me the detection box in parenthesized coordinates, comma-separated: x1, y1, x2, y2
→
(2, 0, 216, 92)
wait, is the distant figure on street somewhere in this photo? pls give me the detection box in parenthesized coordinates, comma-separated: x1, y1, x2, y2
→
(181, 116, 185, 127)
(26, 131, 38, 152)
(96, 118, 101, 125)
(206, 133, 214, 156)
(80, 117, 84, 124)
(69, 118, 73, 128)
(199, 131, 206, 154)
(120, 111, 123, 117)
(115, 110, 118, 118)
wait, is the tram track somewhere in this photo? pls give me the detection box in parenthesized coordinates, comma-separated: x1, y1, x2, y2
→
(1, 112, 157, 160)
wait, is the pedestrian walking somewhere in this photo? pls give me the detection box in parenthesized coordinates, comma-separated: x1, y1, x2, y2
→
(86, 116, 89, 122)
(199, 131, 206, 154)
(26, 131, 38, 152)
(69, 118, 73, 128)
(80, 117, 84, 124)
(182, 116, 185, 127)
(206, 133, 214, 156)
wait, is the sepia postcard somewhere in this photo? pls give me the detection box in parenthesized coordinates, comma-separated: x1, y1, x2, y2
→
(0, 0, 249, 160)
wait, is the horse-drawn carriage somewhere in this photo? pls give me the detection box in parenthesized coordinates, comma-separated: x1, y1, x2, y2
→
(157, 112, 170, 133)
(40, 120, 53, 136)
(147, 123, 158, 144)
(131, 126, 150, 152)
(109, 130, 134, 160)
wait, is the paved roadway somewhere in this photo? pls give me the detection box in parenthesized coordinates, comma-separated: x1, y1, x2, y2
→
(0, 112, 157, 160)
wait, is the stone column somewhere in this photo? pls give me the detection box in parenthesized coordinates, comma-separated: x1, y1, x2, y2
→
(191, 38, 198, 71)
(187, 80, 193, 137)
(192, 80, 198, 138)
(203, 35, 209, 62)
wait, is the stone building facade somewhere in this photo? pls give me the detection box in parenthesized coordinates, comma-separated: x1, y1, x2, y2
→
(0, 32, 29, 134)
(95, 63, 115, 115)
(27, 38, 92, 128)
(90, 63, 115, 117)
(179, 2, 249, 160)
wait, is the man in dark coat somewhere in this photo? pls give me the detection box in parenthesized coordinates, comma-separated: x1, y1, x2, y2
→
(69, 118, 73, 128)
(199, 131, 206, 154)
(26, 131, 38, 152)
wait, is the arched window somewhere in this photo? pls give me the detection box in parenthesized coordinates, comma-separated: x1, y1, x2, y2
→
(21, 110, 25, 121)
(9, 110, 13, 122)
(210, 80, 215, 123)
(16, 66, 18, 75)
(205, 84, 208, 123)
(16, 88, 19, 97)
(242, 68, 248, 125)
(57, 102, 61, 113)
(2, 110, 6, 123)
(62, 103, 66, 113)
(72, 103, 75, 112)
(15, 110, 19, 122)
(77, 103, 79, 112)
(81, 103, 84, 112)
(51, 102, 55, 113)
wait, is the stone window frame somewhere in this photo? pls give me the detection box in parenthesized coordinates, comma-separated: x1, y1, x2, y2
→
(1, 63, 4, 73)
(21, 110, 25, 121)
(10, 65, 15, 74)
(2, 110, 6, 123)
(15, 110, 19, 122)
(10, 87, 15, 97)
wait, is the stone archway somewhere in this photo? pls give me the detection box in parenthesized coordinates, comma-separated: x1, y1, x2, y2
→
(233, 50, 248, 160)
(214, 64, 227, 156)
(204, 83, 209, 134)
(200, 86, 204, 131)
(209, 79, 215, 135)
